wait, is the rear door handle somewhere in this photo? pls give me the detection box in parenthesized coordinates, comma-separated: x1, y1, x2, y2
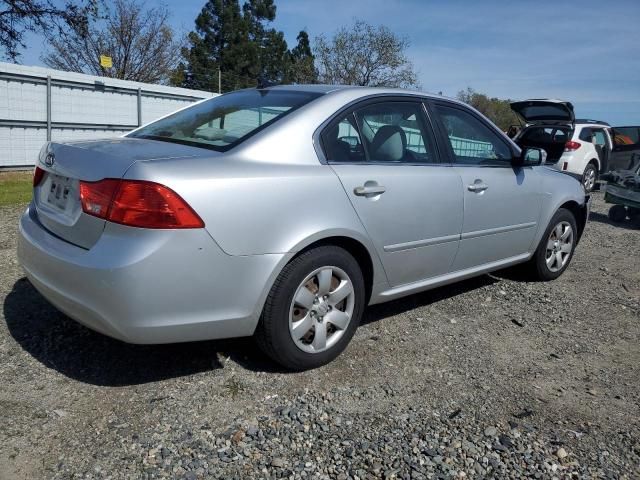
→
(354, 185, 386, 196)
(467, 183, 489, 193)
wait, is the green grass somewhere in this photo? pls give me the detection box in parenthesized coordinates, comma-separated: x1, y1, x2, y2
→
(0, 171, 33, 206)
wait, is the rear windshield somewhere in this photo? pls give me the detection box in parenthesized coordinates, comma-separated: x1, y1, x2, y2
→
(128, 89, 321, 151)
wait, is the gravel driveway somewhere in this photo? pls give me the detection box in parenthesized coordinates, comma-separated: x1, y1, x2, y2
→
(1, 193, 638, 479)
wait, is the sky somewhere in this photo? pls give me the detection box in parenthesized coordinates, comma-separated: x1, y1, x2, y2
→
(17, 0, 640, 124)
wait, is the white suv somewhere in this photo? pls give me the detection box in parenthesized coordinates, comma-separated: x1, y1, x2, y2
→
(510, 99, 613, 192)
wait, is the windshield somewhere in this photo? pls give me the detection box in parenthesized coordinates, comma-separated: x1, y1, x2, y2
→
(128, 89, 322, 151)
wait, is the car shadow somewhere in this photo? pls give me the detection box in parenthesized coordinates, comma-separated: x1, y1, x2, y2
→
(589, 210, 640, 231)
(2, 278, 266, 386)
(361, 274, 499, 325)
(4, 273, 504, 386)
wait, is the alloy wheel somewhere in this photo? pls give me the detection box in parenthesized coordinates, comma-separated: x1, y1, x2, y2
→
(545, 221, 574, 272)
(583, 166, 596, 191)
(289, 266, 355, 353)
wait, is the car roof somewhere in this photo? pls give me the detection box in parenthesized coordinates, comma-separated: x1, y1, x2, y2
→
(574, 119, 610, 127)
(259, 83, 455, 102)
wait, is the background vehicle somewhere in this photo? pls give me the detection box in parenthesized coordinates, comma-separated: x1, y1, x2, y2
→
(609, 125, 640, 172)
(18, 86, 590, 370)
(601, 163, 640, 223)
(511, 99, 640, 192)
(511, 100, 610, 192)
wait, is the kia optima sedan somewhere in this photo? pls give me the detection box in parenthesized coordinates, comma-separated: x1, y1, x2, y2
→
(18, 85, 590, 370)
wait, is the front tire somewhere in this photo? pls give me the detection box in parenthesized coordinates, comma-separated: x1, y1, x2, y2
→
(582, 163, 598, 192)
(256, 246, 365, 370)
(529, 208, 578, 281)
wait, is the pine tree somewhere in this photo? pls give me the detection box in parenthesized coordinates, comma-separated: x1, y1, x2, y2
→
(286, 31, 317, 84)
(177, 0, 291, 92)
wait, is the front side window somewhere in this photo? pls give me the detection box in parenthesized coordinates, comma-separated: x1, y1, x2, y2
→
(434, 104, 512, 165)
(129, 89, 321, 151)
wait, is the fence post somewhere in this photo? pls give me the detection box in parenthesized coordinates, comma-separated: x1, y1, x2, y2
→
(137, 88, 142, 127)
(46, 76, 52, 141)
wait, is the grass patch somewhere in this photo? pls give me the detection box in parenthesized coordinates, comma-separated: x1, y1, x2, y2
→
(223, 376, 246, 399)
(0, 171, 32, 206)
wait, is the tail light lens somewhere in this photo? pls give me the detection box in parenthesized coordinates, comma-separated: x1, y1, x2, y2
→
(33, 166, 45, 187)
(79, 179, 204, 229)
(564, 141, 581, 151)
(80, 179, 119, 218)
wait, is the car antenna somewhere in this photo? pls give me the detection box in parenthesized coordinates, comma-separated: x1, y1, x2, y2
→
(257, 75, 277, 89)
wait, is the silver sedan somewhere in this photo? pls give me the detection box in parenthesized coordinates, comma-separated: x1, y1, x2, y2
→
(18, 85, 590, 370)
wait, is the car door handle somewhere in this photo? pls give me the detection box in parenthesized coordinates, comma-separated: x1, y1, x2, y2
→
(354, 185, 386, 196)
(467, 183, 489, 193)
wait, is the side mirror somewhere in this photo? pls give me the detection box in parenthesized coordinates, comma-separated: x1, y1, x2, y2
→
(513, 147, 546, 167)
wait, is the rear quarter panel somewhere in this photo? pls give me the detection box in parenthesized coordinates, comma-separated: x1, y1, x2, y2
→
(124, 156, 387, 285)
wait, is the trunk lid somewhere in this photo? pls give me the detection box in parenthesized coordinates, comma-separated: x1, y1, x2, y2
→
(510, 99, 575, 125)
(34, 138, 209, 249)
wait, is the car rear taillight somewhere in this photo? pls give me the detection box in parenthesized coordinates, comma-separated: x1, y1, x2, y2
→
(79, 179, 204, 229)
(80, 179, 120, 218)
(564, 141, 581, 151)
(33, 166, 45, 187)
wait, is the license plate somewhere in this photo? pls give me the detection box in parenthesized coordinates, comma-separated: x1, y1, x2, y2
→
(46, 175, 74, 211)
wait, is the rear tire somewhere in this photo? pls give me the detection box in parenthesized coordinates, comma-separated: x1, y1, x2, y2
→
(528, 208, 577, 281)
(255, 246, 365, 371)
(608, 204, 627, 222)
(582, 163, 598, 192)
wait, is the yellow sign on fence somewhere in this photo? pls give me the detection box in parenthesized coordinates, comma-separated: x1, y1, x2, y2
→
(99, 55, 112, 68)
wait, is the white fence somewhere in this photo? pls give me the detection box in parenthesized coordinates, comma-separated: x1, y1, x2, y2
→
(0, 62, 216, 168)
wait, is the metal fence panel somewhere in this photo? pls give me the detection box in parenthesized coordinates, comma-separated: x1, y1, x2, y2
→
(0, 62, 216, 168)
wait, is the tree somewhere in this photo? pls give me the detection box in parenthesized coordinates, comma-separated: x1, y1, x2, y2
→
(314, 20, 418, 88)
(177, 0, 290, 92)
(42, 0, 181, 84)
(0, 0, 97, 61)
(286, 30, 317, 84)
(456, 87, 518, 131)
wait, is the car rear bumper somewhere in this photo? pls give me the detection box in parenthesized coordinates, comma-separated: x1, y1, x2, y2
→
(18, 205, 286, 344)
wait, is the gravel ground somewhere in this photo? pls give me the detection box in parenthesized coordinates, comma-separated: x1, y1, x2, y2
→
(1, 192, 638, 479)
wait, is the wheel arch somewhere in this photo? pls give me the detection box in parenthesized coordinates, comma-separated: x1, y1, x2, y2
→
(250, 230, 386, 335)
(558, 200, 587, 243)
(291, 235, 379, 305)
(586, 158, 600, 170)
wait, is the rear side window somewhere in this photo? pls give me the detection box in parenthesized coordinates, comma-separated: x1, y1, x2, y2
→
(579, 128, 594, 142)
(434, 104, 512, 165)
(322, 101, 437, 164)
(129, 89, 321, 151)
(321, 113, 366, 163)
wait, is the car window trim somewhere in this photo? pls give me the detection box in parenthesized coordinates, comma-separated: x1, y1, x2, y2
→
(315, 94, 444, 167)
(426, 99, 520, 168)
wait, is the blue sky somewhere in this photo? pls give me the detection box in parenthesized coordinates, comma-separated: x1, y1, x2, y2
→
(18, 0, 640, 124)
